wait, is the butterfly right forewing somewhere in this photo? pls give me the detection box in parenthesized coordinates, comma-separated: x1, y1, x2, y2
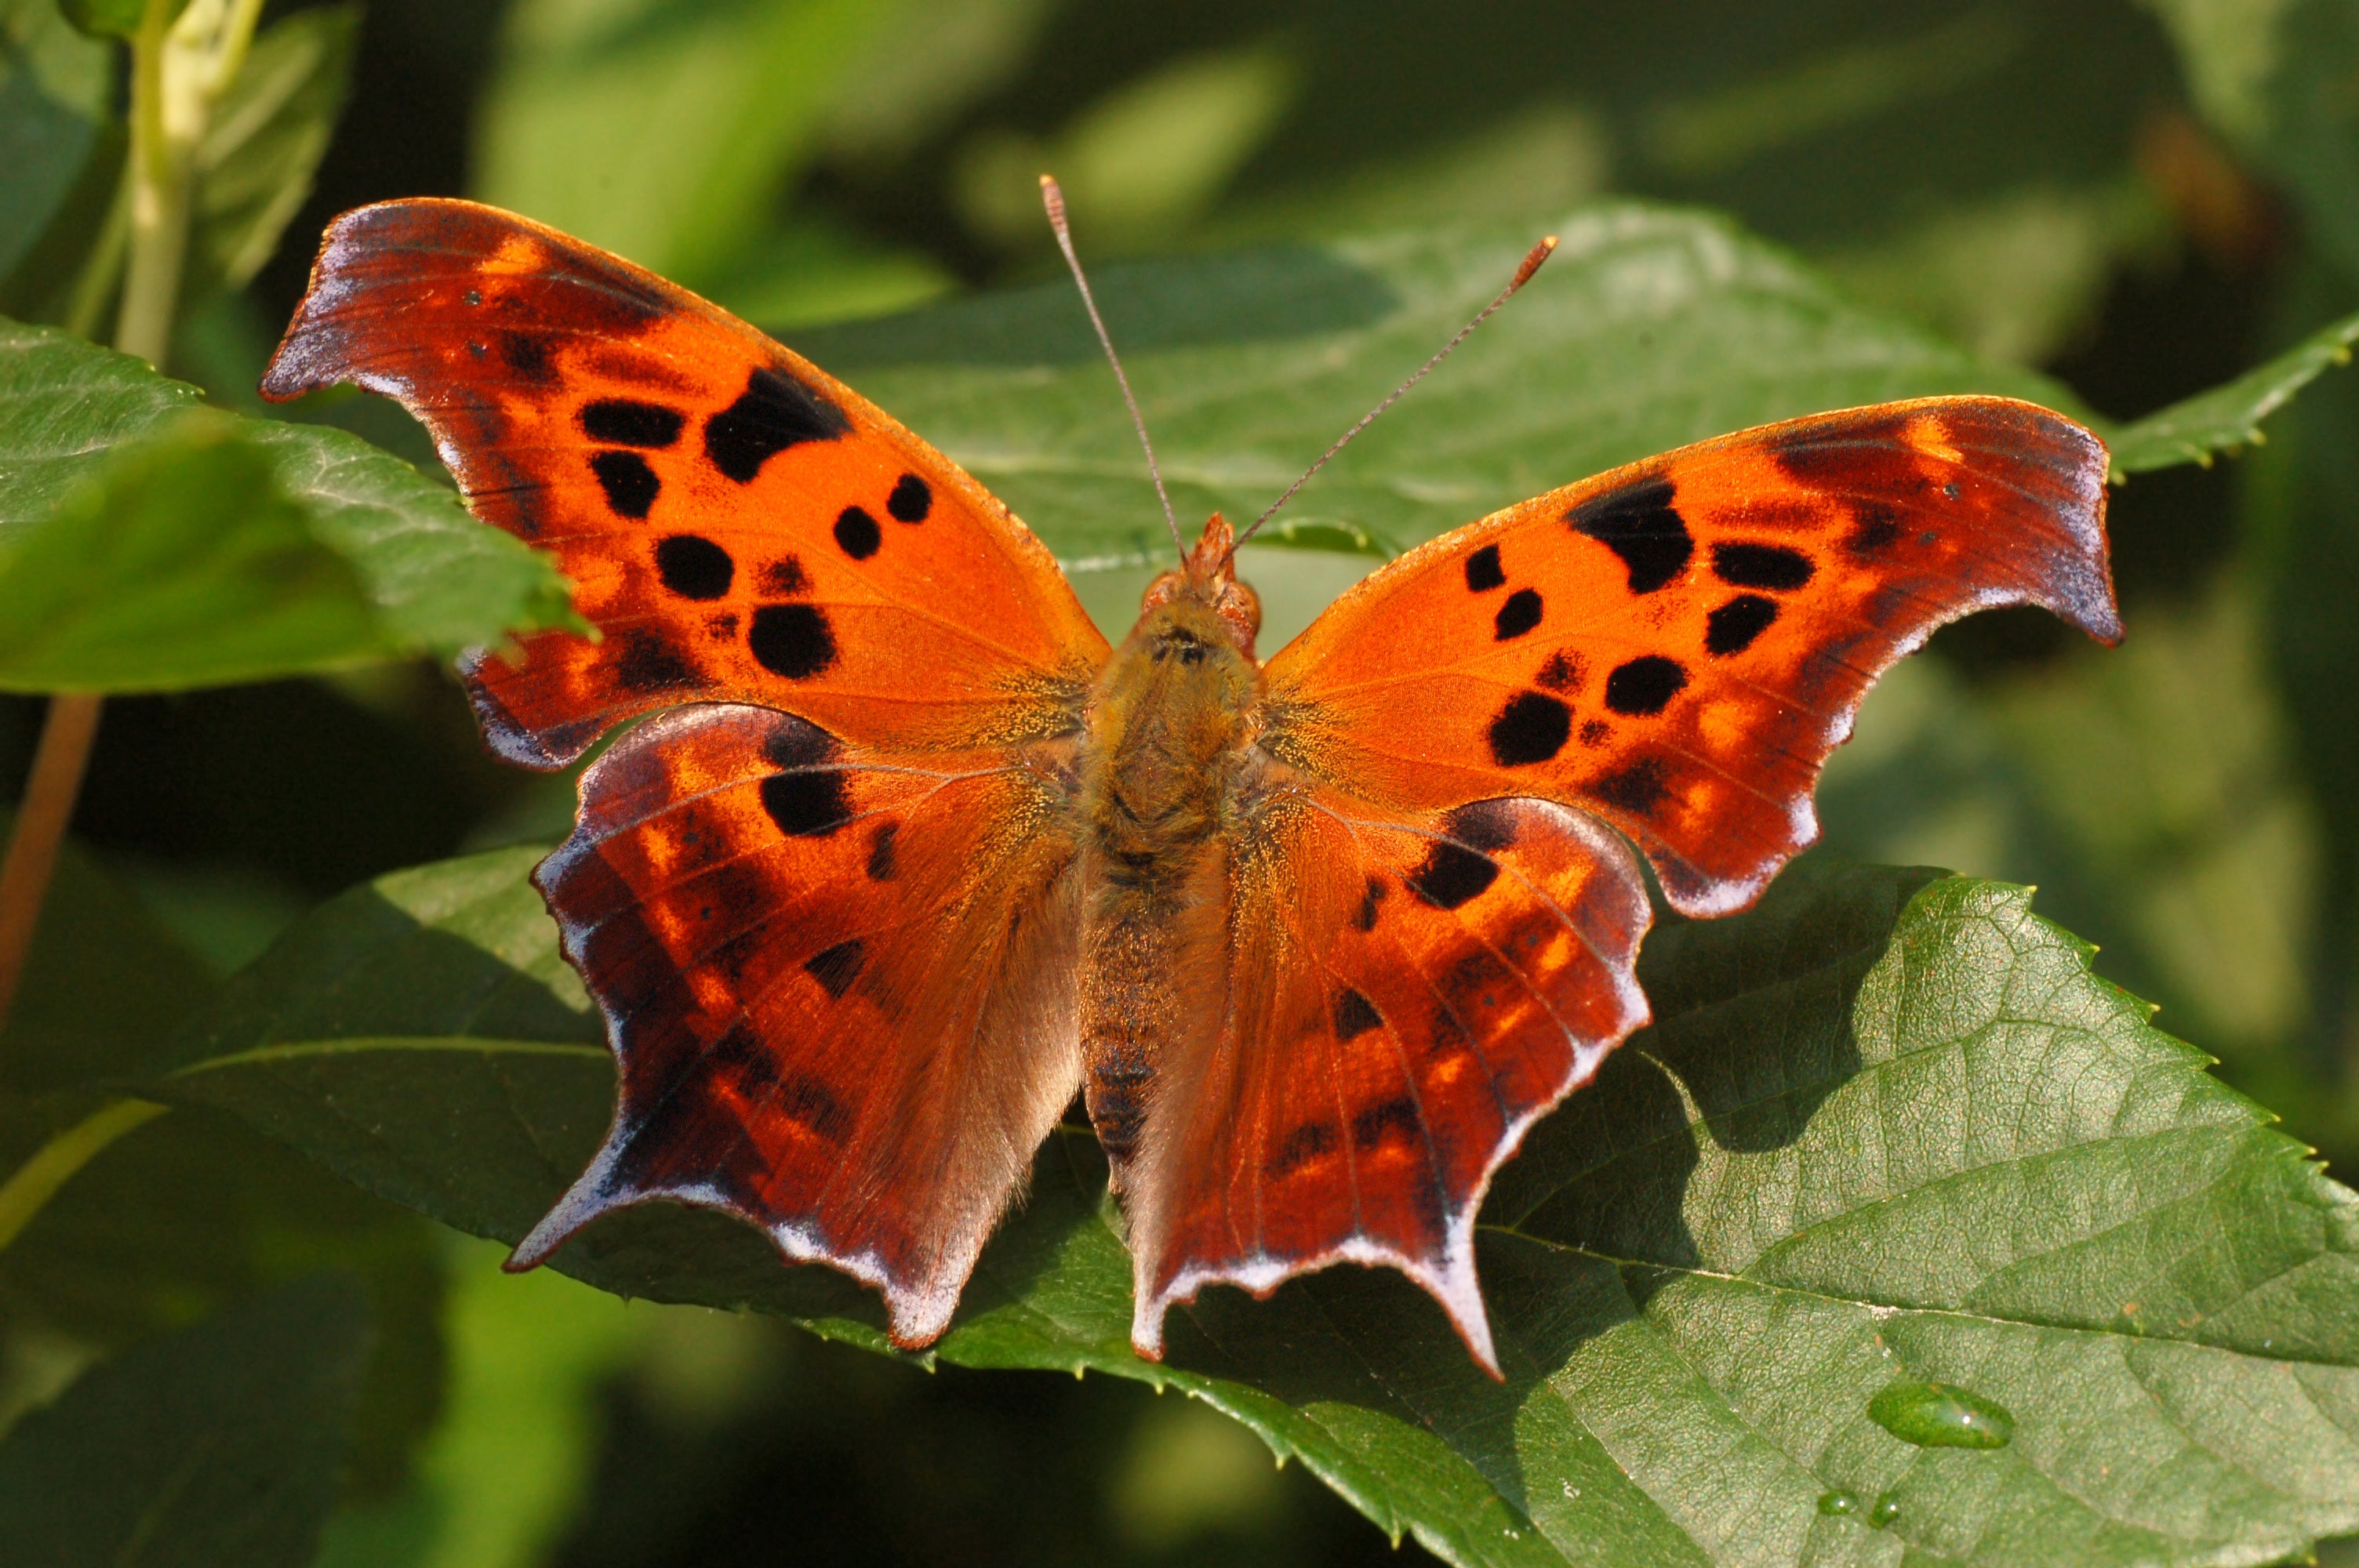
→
(1264, 397, 2117, 915)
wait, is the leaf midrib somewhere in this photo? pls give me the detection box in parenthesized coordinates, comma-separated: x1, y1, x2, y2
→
(1486, 1228, 2359, 1373)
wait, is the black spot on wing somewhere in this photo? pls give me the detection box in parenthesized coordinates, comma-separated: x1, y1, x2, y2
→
(761, 720, 837, 771)
(1334, 988, 1383, 1042)
(761, 767, 852, 837)
(1407, 810, 1506, 909)
(1578, 718, 1611, 747)
(1568, 476, 1692, 593)
(1536, 650, 1584, 691)
(1604, 655, 1687, 716)
(759, 557, 809, 596)
(1845, 506, 1903, 557)
(1351, 1097, 1419, 1151)
(865, 822, 898, 881)
(832, 506, 881, 561)
(803, 938, 866, 1000)
(777, 1071, 851, 1142)
(591, 450, 660, 519)
(1591, 756, 1670, 816)
(1705, 594, 1778, 655)
(1711, 542, 1815, 590)
(655, 534, 733, 599)
(1488, 691, 1572, 765)
(500, 332, 554, 385)
(1493, 587, 1543, 641)
(749, 603, 837, 680)
(708, 1021, 780, 1097)
(1266, 1120, 1337, 1180)
(704, 366, 849, 483)
(1463, 543, 1506, 592)
(580, 399, 684, 447)
(615, 630, 698, 691)
(886, 474, 932, 522)
(1354, 877, 1384, 931)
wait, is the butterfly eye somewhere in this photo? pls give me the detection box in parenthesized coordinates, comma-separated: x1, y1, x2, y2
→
(1230, 579, 1262, 638)
(1140, 569, 1186, 612)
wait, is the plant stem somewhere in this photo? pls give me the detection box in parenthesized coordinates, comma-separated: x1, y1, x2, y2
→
(114, 0, 191, 368)
(0, 696, 104, 1029)
(0, 1100, 168, 1257)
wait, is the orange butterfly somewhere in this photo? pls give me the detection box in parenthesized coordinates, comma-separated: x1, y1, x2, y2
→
(262, 197, 2118, 1376)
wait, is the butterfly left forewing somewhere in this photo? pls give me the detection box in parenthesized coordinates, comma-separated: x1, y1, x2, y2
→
(1122, 786, 1649, 1374)
(514, 701, 1085, 1346)
(261, 199, 1107, 768)
(1264, 396, 2119, 914)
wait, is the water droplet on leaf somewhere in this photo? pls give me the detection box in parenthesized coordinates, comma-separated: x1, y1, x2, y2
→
(1870, 1493, 1902, 1529)
(1867, 1379, 2014, 1449)
(1817, 1490, 1860, 1517)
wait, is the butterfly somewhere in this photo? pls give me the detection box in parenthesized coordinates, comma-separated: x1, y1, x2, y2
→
(261, 197, 2119, 1377)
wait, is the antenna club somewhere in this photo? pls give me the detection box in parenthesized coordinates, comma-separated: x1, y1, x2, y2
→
(1514, 236, 1558, 289)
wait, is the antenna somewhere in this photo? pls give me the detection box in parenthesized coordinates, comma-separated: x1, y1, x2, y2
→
(1233, 235, 1558, 554)
(1040, 175, 1184, 556)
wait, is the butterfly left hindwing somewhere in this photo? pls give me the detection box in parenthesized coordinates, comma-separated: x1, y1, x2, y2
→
(513, 702, 1086, 1348)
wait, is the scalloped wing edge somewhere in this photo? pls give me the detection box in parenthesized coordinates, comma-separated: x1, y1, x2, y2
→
(1126, 800, 1656, 1379)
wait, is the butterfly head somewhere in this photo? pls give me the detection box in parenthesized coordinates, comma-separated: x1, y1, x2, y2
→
(1141, 513, 1261, 659)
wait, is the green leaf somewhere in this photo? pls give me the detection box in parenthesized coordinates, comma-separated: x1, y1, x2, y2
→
(0, 1276, 372, 1567)
(0, 1102, 448, 1496)
(2243, 261, 2359, 1116)
(2106, 304, 2359, 476)
(1816, 587, 2321, 1079)
(0, 812, 218, 1097)
(158, 851, 2359, 1566)
(474, 0, 903, 286)
(0, 318, 580, 688)
(57, 0, 180, 41)
(191, 4, 359, 292)
(794, 205, 2081, 575)
(0, 0, 114, 285)
(0, 413, 391, 690)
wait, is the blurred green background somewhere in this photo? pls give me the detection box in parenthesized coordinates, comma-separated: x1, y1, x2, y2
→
(4, 0, 2356, 1562)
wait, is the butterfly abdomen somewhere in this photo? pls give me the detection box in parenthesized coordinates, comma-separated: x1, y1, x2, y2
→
(1076, 596, 1264, 1172)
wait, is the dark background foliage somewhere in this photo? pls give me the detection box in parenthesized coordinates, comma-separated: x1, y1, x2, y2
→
(4, 1, 2357, 1563)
